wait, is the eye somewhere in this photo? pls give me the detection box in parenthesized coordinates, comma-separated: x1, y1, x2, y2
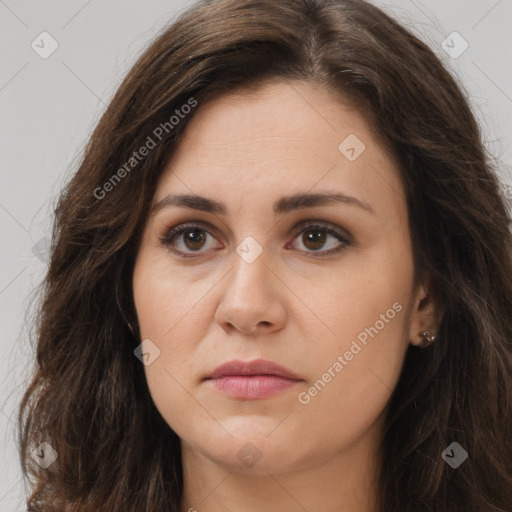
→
(160, 221, 351, 259)
(286, 222, 351, 258)
(159, 222, 222, 258)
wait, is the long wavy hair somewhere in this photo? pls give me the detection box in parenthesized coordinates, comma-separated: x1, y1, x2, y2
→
(17, 0, 512, 510)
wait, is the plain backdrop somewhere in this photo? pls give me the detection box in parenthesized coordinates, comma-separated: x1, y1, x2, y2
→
(1, 0, 511, 509)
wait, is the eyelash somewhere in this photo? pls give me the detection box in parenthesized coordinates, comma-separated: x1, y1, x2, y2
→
(159, 221, 352, 259)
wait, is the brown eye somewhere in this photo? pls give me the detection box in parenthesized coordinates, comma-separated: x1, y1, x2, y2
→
(161, 221, 351, 259)
(181, 228, 207, 251)
(287, 223, 351, 258)
(161, 223, 221, 258)
(301, 230, 328, 251)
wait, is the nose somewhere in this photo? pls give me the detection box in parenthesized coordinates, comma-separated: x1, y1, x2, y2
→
(214, 251, 287, 335)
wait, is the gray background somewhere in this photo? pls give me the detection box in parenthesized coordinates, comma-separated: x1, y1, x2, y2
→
(1, 0, 511, 509)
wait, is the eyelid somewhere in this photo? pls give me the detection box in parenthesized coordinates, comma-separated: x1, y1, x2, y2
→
(290, 220, 352, 242)
(160, 219, 351, 240)
(158, 220, 220, 245)
(159, 219, 353, 258)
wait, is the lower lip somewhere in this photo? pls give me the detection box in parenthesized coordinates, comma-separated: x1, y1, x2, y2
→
(207, 375, 301, 399)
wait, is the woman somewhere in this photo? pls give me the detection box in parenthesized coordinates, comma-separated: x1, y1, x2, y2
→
(17, 0, 512, 510)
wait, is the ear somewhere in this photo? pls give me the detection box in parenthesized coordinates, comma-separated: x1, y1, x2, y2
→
(408, 275, 441, 347)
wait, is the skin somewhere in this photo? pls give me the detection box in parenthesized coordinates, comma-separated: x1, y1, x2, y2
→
(132, 80, 439, 512)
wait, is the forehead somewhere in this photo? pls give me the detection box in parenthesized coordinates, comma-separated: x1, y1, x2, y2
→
(154, 81, 405, 221)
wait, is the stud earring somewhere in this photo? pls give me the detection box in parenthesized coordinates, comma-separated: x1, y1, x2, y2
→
(419, 330, 438, 347)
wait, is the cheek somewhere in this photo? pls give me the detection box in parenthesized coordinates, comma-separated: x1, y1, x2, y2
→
(143, 357, 209, 445)
(134, 286, 205, 437)
(313, 247, 412, 348)
(132, 249, 215, 393)
(297, 241, 413, 416)
(133, 248, 207, 338)
(294, 294, 410, 452)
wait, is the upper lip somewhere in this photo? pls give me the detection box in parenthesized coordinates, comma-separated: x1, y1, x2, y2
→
(206, 359, 302, 380)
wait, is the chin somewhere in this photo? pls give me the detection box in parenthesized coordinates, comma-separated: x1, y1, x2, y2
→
(189, 427, 311, 474)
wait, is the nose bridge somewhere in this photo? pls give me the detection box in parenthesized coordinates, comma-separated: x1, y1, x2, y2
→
(228, 237, 270, 298)
(215, 236, 287, 333)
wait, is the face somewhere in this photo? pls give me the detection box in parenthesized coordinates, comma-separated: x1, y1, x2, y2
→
(132, 80, 431, 475)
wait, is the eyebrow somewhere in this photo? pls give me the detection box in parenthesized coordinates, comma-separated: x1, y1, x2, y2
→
(150, 191, 376, 216)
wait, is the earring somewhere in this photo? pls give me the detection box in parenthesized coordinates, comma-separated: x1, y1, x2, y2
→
(419, 330, 438, 348)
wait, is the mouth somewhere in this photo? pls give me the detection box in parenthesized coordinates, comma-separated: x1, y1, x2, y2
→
(204, 359, 303, 400)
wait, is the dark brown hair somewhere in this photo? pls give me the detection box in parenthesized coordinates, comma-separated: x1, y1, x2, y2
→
(17, 0, 512, 510)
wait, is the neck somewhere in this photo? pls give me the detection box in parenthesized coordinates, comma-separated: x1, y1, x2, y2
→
(179, 417, 383, 512)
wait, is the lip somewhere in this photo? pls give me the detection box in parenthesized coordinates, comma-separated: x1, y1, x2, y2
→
(206, 359, 302, 380)
(204, 359, 303, 400)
